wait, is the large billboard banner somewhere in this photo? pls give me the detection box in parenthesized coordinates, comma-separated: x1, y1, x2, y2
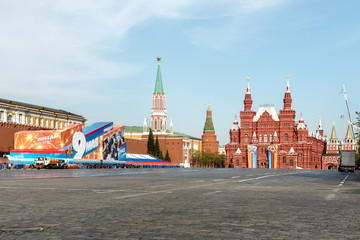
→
(14, 124, 82, 150)
(10, 122, 125, 162)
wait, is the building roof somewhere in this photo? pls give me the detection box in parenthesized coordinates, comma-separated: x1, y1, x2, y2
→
(124, 126, 201, 140)
(154, 64, 164, 94)
(331, 122, 337, 139)
(253, 105, 279, 122)
(235, 147, 241, 154)
(345, 123, 353, 139)
(232, 114, 239, 131)
(125, 126, 149, 132)
(204, 117, 215, 132)
(0, 97, 85, 120)
(171, 132, 201, 140)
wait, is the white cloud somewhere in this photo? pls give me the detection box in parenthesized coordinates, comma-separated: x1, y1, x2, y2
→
(0, 0, 288, 107)
(0, 0, 193, 102)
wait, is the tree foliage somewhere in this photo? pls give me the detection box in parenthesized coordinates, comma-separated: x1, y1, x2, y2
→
(191, 151, 225, 168)
(147, 129, 155, 155)
(154, 136, 162, 159)
(165, 150, 171, 162)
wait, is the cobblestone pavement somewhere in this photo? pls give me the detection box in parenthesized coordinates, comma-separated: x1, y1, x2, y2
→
(0, 168, 359, 239)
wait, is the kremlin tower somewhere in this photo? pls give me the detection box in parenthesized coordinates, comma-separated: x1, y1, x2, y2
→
(201, 104, 219, 154)
(150, 57, 167, 135)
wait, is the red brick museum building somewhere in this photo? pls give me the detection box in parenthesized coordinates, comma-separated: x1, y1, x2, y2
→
(225, 75, 327, 169)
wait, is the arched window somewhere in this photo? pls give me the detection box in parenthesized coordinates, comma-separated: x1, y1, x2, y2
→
(264, 134, 268, 143)
(236, 160, 239, 166)
(298, 154, 302, 162)
(283, 157, 286, 163)
(154, 119, 158, 131)
(270, 134, 272, 142)
(242, 157, 246, 163)
(284, 133, 289, 142)
(233, 136, 236, 143)
(259, 134, 262, 143)
(245, 134, 248, 143)
(290, 160, 293, 166)
(299, 135, 302, 141)
(7, 115, 13, 123)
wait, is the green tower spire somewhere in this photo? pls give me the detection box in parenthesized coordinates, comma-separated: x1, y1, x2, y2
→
(204, 104, 215, 132)
(154, 57, 164, 94)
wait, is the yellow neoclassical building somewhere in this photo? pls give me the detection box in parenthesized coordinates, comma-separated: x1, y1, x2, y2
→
(0, 97, 86, 128)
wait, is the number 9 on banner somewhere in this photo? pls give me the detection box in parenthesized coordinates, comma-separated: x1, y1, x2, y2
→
(72, 132, 86, 159)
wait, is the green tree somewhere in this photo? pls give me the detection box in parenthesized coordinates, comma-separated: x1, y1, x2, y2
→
(191, 151, 201, 167)
(165, 150, 171, 162)
(154, 136, 161, 159)
(147, 129, 155, 156)
(202, 152, 213, 167)
(214, 154, 226, 168)
(159, 150, 164, 160)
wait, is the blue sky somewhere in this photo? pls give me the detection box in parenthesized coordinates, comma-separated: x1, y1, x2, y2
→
(0, 0, 359, 145)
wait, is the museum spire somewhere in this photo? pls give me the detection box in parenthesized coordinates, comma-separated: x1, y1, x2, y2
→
(244, 75, 253, 111)
(283, 74, 292, 110)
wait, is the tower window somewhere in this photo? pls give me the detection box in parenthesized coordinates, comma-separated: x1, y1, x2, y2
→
(284, 133, 288, 142)
(264, 134, 268, 143)
(245, 134, 248, 143)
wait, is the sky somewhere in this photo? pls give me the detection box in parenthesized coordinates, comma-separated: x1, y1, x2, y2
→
(0, 0, 359, 145)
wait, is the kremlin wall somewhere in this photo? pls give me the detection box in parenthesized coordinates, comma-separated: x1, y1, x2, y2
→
(0, 58, 357, 170)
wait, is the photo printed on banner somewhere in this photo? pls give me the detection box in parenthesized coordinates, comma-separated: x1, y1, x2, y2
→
(103, 129, 124, 160)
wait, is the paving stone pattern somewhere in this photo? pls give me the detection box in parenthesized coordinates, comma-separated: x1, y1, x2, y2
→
(0, 168, 359, 239)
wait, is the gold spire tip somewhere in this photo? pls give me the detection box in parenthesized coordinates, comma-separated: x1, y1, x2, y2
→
(319, 114, 321, 119)
(300, 111, 303, 117)
(333, 121, 335, 126)
(246, 75, 250, 81)
(286, 74, 290, 79)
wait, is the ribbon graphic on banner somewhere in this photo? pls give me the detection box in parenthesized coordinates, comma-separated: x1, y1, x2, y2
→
(248, 145, 257, 168)
(268, 145, 278, 169)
